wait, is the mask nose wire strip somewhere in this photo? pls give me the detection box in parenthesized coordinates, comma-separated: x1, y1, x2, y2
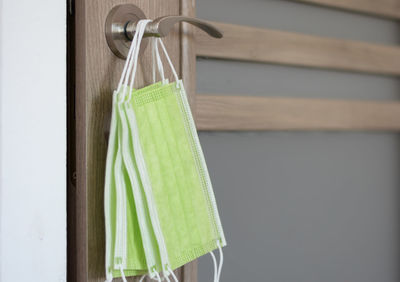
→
(167, 267, 179, 282)
(216, 241, 224, 281)
(209, 251, 218, 282)
(119, 265, 128, 282)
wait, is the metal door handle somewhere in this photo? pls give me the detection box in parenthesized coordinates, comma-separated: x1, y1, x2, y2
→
(125, 16, 222, 39)
(105, 4, 222, 59)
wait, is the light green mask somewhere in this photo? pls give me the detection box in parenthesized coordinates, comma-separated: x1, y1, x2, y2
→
(104, 20, 226, 282)
(105, 20, 162, 280)
(127, 79, 226, 271)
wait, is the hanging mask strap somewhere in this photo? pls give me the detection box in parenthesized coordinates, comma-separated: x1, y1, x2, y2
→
(119, 265, 128, 282)
(117, 19, 151, 100)
(124, 19, 151, 101)
(128, 20, 151, 99)
(208, 241, 224, 282)
(116, 21, 141, 93)
(121, 21, 142, 99)
(209, 251, 218, 282)
(216, 241, 224, 281)
(167, 267, 179, 282)
(152, 37, 165, 84)
(139, 272, 168, 282)
(152, 37, 156, 84)
(154, 272, 162, 282)
(156, 38, 179, 83)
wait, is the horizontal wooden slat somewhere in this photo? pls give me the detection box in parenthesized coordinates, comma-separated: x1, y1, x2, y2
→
(293, 0, 400, 20)
(196, 95, 400, 131)
(195, 22, 400, 76)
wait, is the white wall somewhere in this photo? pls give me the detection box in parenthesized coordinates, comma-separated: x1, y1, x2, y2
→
(0, 0, 66, 281)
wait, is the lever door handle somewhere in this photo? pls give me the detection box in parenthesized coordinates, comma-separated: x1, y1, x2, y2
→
(105, 4, 223, 59)
(125, 16, 223, 39)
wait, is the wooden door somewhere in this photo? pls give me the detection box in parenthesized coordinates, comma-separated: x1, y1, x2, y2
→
(68, 0, 197, 281)
(68, 0, 400, 281)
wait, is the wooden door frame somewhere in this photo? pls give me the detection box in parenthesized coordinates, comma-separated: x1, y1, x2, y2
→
(67, 0, 197, 280)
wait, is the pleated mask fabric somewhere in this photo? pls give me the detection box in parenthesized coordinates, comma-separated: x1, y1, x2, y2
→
(105, 20, 163, 281)
(127, 80, 226, 270)
(104, 19, 226, 282)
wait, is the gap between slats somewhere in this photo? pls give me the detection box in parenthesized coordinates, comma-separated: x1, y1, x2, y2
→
(196, 95, 400, 131)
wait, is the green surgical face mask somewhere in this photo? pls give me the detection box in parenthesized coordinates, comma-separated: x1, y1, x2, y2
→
(125, 36, 226, 274)
(106, 21, 172, 281)
(105, 20, 151, 280)
(104, 20, 226, 282)
(128, 78, 226, 270)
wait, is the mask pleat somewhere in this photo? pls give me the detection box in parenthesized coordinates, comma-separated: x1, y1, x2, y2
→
(104, 20, 226, 281)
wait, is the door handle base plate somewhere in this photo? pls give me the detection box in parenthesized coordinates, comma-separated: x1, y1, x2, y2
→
(105, 4, 147, 59)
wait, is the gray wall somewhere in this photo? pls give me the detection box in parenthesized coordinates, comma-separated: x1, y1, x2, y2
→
(196, 1, 400, 281)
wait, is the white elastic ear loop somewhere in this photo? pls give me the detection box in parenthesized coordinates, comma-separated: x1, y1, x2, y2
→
(152, 37, 156, 84)
(121, 30, 140, 98)
(117, 25, 141, 104)
(154, 272, 162, 282)
(152, 37, 165, 83)
(140, 271, 174, 282)
(123, 20, 149, 100)
(105, 268, 113, 282)
(125, 19, 150, 100)
(116, 35, 137, 93)
(209, 251, 218, 282)
(128, 19, 150, 88)
(154, 38, 165, 83)
(119, 266, 128, 282)
(116, 24, 140, 93)
(157, 38, 179, 83)
(167, 267, 179, 282)
(128, 19, 152, 99)
(127, 19, 148, 98)
(162, 269, 173, 282)
(216, 241, 224, 281)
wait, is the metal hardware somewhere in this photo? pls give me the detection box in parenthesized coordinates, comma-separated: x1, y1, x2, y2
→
(105, 4, 223, 59)
(105, 4, 147, 59)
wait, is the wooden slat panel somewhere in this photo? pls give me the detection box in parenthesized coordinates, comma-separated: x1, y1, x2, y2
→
(195, 22, 400, 76)
(196, 95, 400, 131)
(293, 0, 400, 20)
